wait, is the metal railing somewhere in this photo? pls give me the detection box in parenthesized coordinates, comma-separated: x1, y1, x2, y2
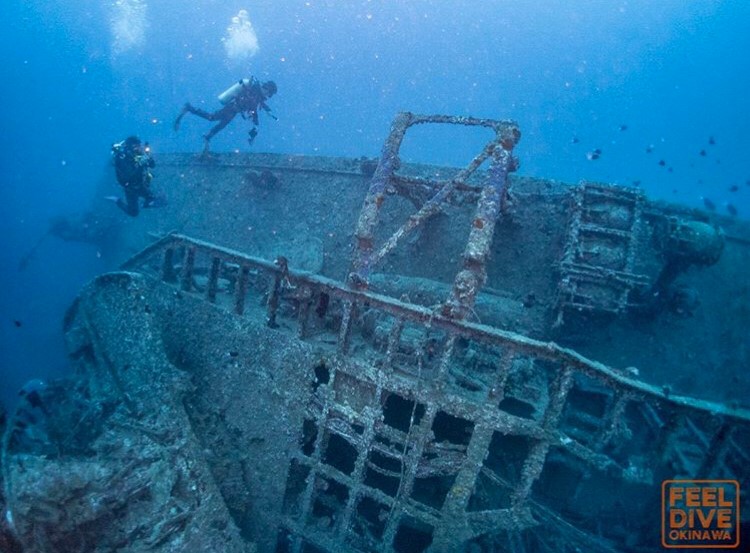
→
(123, 232, 750, 552)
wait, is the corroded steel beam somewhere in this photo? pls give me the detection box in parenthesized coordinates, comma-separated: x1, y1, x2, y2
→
(348, 112, 520, 289)
(443, 144, 518, 319)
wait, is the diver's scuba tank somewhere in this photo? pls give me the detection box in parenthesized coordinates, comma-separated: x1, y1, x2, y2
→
(218, 78, 252, 105)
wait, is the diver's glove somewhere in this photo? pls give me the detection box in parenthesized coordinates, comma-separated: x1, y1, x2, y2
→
(248, 127, 258, 145)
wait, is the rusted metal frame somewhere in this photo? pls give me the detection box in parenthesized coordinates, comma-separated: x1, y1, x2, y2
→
(371, 137, 501, 269)
(337, 300, 357, 354)
(350, 112, 415, 286)
(392, 174, 483, 194)
(371, 181, 459, 266)
(592, 392, 631, 452)
(562, 185, 585, 267)
(578, 223, 632, 239)
(324, 415, 366, 448)
(338, 398, 382, 540)
(371, 127, 510, 272)
(511, 366, 574, 509)
(381, 403, 440, 548)
(375, 372, 545, 441)
(233, 265, 250, 315)
(431, 421, 497, 549)
(621, 194, 644, 310)
(559, 262, 650, 284)
(349, 112, 518, 286)
(206, 256, 221, 303)
(180, 246, 195, 291)
(407, 113, 519, 134)
(288, 455, 444, 548)
(293, 375, 338, 550)
(443, 146, 516, 319)
(127, 234, 750, 424)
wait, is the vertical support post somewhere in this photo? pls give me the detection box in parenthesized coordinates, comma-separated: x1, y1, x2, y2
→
(436, 335, 457, 383)
(488, 347, 515, 402)
(431, 423, 496, 550)
(337, 300, 357, 355)
(297, 287, 312, 339)
(206, 256, 221, 303)
(511, 366, 573, 509)
(162, 247, 176, 282)
(180, 246, 195, 291)
(234, 265, 250, 315)
(385, 317, 405, 369)
(267, 272, 283, 328)
(349, 112, 413, 288)
(443, 137, 519, 320)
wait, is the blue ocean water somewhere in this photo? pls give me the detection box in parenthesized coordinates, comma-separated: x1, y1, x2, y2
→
(1, 0, 748, 409)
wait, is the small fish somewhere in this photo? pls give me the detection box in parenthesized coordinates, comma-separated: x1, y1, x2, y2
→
(708, 136, 716, 145)
(645, 145, 654, 153)
(632, 180, 641, 187)
(701, 197, 716, 211)
(619, 124, 628, 131)
(699, 149, 707, 156)
(13, 320, 22, 328)
(571, 136, 580, 144)
(726, 203, 738, 217)
(586, 148, 602, 161)
(658, 160, 666, 166)
(729, 184, 739, 192)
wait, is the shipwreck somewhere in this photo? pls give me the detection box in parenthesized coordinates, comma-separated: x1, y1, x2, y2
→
(1, 112, 749, 552)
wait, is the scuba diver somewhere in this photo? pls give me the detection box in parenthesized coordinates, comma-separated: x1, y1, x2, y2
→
(108, 136, 163, 217)
(173, 77, 277, 153)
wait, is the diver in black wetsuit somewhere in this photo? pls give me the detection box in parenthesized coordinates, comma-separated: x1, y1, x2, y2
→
(174, 77, 277, 153)
(109, 136, 160, 217)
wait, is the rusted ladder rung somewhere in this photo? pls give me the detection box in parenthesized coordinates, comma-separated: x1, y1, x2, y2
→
(578, 223, 632, 240)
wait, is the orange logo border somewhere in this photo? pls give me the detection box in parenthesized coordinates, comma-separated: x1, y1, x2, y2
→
(661, 479, 740, 549)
